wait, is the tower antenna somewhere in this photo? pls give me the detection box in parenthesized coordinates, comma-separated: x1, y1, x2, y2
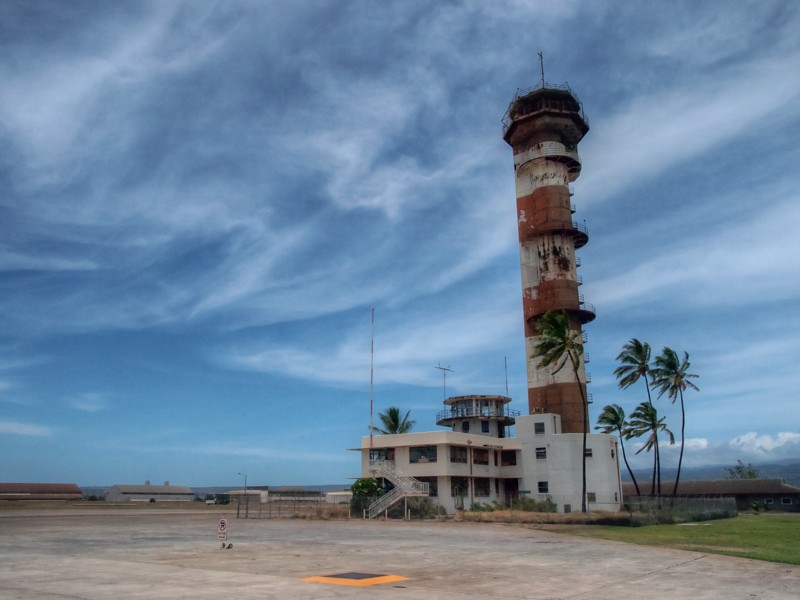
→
(369, 308, 375, 449)
(504, 355, 509, 396)
(434, 363, 453, 401)
(538, 51, 545, 88)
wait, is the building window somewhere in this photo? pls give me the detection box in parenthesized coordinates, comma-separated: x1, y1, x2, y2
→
(370, 448, 394, 462)
(473, 449, 489, 465)
(409, 446, 437, 463)
(501, 450, 517, 466)
(481, 421, 490, 433)
(781, 497, 793, 505)
(534, 422, 545, 434)
(535, 447, 547, 459)
(538, 481, 549, 494)
(450, 446, 468, 463)
(416, 477, 438, 497)
(461, 421, 470, 433)
(584, 448, 593, 457)
(451, 477, 468, 497)
(587, 492, 596, 503)
(474, 478, 490, 497)
(764, 498, 774, 505)
(611, 448, 615, 459)
(614, 492, 618, 502)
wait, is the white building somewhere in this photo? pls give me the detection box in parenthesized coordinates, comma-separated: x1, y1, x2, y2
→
(358, 395, 621, 515)
(106, 481, 194, 502)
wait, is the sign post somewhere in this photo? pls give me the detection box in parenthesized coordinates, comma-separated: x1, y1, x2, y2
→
(217, 518, 228, 545)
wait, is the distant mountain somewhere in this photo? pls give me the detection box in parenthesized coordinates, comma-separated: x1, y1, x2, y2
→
(621, 462, 800, 487)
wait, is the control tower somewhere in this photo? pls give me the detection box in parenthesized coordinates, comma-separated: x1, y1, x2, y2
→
(502, 82, 595, 434)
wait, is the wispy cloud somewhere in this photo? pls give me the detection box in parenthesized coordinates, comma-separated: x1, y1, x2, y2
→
(0, 420, 54, 437)
(68, 393, 108, 413)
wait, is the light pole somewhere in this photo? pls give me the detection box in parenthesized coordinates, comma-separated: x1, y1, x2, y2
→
(238, 472, 248, 519)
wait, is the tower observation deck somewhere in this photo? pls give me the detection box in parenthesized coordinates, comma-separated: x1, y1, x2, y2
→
(502, 82, 593, 434)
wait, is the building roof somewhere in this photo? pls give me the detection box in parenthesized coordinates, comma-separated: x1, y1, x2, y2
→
(622, 478, 800, 496)
(110, 484, 193, 495)
(0, 483, 82, 500)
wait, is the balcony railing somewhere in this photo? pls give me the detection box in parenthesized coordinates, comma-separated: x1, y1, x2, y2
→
(436, 407, 521, 422)
(501, 81, 589, 134)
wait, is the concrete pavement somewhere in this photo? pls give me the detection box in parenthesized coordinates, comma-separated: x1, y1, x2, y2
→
(0, 508, 797, 599)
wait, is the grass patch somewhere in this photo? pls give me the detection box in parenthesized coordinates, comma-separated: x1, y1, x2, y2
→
(536, 513, 800, 565)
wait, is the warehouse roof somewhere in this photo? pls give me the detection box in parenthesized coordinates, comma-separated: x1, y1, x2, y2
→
(0, 483, 83, 500)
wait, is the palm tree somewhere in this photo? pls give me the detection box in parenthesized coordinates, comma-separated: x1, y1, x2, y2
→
(652, 347, 699, 495)
(624, 402, 674, 496)
(532, 310, 588, 513)
(377, 407, 415, 434)
(595, 404, 641, 496)
(614, 338, 654, 407)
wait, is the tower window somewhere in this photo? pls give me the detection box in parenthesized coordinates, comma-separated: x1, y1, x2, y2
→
(473, 449, 489, 465)
(501, 450, 517, 466)
(450, 447, 468, 464)
(474, 478, 490, 497)
(409, 446, 437, 463)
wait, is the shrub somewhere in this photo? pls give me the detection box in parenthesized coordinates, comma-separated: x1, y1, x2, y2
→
(511, 496, 557, 513)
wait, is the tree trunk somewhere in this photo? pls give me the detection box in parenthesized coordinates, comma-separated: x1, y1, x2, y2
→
(619, 434, 640, 496)
(673, 391, 686, 496)
(571, 358, 588, 513)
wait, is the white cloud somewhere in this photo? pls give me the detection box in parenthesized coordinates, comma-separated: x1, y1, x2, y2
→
(731, 431, 800, 456)
(68, 393, 108, 413)
(0, 420, 54, 437)
(218, 291, 520, 388)
(580, 49, 800, 204)
(627, 432, 800, 469)
(588, 194, 800, 312)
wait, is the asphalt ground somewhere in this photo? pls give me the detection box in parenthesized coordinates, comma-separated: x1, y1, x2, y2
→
(0, 507, 798, 599)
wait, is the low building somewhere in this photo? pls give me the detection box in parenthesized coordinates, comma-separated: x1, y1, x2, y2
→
(622, 479, 800, 512)
(0, 483, 82, 501)
(357, 395, 622, 515)
(226, 487, 270, 503)
(106, 481, 194, 502)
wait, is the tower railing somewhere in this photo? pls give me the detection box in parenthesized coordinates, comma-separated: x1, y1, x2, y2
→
(501, 81, 589, 132)
(436, 407, 521, 422)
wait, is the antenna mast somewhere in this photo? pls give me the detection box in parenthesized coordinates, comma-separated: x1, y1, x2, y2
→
(504, 355, 509, 396)
(369, 308, 374, 449)
(538, 51, 545, 87)
(434, 363, 453, 401)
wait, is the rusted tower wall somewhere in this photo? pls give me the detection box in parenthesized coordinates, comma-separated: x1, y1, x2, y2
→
(502, 85, 595, 434)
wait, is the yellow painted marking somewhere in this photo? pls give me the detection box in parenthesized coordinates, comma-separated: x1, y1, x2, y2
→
(304, 574, 409, 587)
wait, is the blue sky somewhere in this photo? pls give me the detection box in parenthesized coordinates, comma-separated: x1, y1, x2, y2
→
(1, 1, 799, 487)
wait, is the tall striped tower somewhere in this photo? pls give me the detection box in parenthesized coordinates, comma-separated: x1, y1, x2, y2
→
(502, 82, 595, 434)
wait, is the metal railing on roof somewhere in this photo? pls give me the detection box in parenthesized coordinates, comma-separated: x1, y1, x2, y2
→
(436, 407, 521, 422)
(501, 81, 589, 133)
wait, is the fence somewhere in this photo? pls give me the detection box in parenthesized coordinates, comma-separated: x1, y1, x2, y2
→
(235, 491, 338, 519)
(624, 496, 737, 524)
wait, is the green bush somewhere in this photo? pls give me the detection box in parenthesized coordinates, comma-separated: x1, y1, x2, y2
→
(511, 496, 557, 513)
(387, 497, 445, 519)
(350, 478, 384, 513)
